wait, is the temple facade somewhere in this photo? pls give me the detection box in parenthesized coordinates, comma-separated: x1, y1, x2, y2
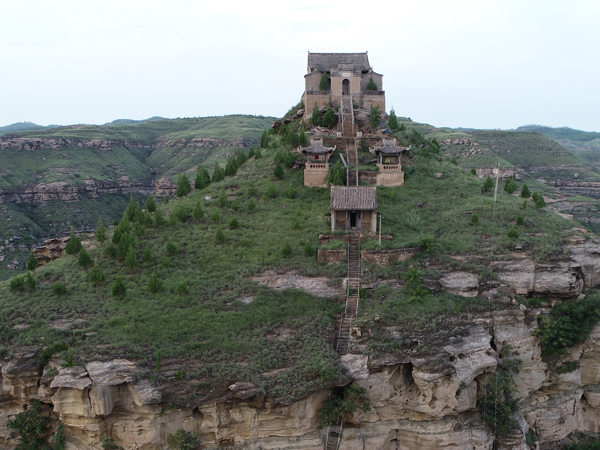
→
(302, 52, 385, 119)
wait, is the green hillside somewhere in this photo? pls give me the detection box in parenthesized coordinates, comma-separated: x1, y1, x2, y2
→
(0, 127, 578, 402)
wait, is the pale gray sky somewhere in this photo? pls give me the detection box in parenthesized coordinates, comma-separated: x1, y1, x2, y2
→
(1, 0, 599, 131)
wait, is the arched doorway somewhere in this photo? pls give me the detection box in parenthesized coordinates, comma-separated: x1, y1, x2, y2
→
(342, 79, 350, 95)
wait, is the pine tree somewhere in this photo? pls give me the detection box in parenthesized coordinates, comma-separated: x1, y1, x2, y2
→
(133, 222, 146, 237)
(274, 162, 284, 180)
(248, 147, 255, 158)
(278, 122, 287, 137)
(260, 130, 268, 149)
(212, 162, 225, 182)
(319, 71, 330, 90)
(224, 156, 238, 176)
(88, 262, 106, 285)
(247, 199, 256, 213)
(254, 147, 262, 159)
(147, 269, 162, 293)
(483, 176, 494, 192)
(112, 276, 126, 298)
(176, 173, 191, 197)
(65, 228, 83, 255)
(154, 209, 166, 226)
(533, 192, 546, 209)
(470, 212, 479, 225)
(369, 106, 379, 129)
(25, 271, 36, 290)
(27, 251, 38, 272)
(504, 178, 517, 194)
(388, 108, 399, 132)
(125, 246, 139, 273)
(166, 240, 178, 255)
(298, 130, 308, 147)
(281, 242, 293, 257)
(143, 245, 153, 262)
(211, 210, 221, 223)
(52, 281, 67, 295)
(194, 166, 211, 190)
(126, 194, 136, 221)
(175, 282, 189, 296)
(193, 202, 204, 221)
(520, 184, 531, 198)
(146, 194, 157, 213)
(229, 217, 239, 229)
(516, 214, 525, 225)
(217, 188, 228, 207)
(366, 75, 378, 91)
(310, 102, 321, 126)
(286, 184, 295, 199)
(143, 211, 153, 227)
(95, 215, 108, 245)
(507, 226, 519, 238)
(471, 168, 477, 175)
(78, 248, 93, 268)
(322, 106, 336, 128)
(215, 227, 225, 244)
(265, 182, 277, 199)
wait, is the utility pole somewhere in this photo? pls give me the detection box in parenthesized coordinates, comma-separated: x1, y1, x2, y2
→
(379, 214, 382, 245)
(494, 163, 501, 203)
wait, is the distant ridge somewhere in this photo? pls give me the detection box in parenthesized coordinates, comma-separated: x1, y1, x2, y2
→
(0, 121, 60, 136)
(104, 116, 168, 125)
(516, 124, 600, 142)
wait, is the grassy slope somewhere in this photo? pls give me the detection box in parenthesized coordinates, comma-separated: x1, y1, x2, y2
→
(0, 130, 579, 402)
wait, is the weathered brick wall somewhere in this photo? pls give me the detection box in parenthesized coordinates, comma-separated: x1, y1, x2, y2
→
(304, 71, 322, 92)
(304, 166, 329, 187)
(317, 249, 346, 264)
(361, 72, 383, 91)
(360, 95, 386, 113)
(376, 170, 404, 187)
(358, 171, 378, 185)
(362, 210, 373, 234)
(361, 248, 418, 267)
(303, 93, 332, 118)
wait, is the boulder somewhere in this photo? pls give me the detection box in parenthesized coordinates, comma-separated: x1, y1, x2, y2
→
(439, 272, 479, 297)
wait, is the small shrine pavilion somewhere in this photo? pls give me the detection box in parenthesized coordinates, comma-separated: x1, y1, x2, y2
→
(373, 139, 408, 187)
(301, 139, 335, 187)
(330, 186, 377, 234)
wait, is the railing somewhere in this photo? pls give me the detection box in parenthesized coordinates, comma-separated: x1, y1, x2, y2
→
(306, 162, 329, 170)
(362, 90, 385, 95)
(307, 90, 330, 96)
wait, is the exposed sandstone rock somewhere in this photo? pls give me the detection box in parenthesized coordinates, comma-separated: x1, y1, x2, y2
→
(439, 272, 479, 297)
(251, 270, 344, 298)
(50, 366, 91, 389)
(489, 259, 535, 295)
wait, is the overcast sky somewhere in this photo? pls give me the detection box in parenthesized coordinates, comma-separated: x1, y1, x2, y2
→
(1, 0, 598, 131)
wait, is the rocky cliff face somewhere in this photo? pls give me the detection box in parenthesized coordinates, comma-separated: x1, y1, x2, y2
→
(2, 309, 600, 450)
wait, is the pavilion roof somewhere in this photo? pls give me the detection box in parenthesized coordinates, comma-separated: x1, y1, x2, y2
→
(300, 140, 335, 155)
(374, 139, 409, 155)
(308, 52, 370, 73)
(331, 186, 377, 211)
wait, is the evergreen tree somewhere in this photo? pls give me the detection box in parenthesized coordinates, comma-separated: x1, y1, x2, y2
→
(286, 184, 295, 199)
(265, 182, 277, 199)
(193, 202, 204, 221)
(274, 162, 284, 180)
(329, 162, 346, 186)
(166, 240, 178, 255)
(143, 211, 153, 227)
(10, 275, 25, 292)
(126, 194, 137, 221)
(211, 210, 221, 223)
(470, 212, 479, 225)
(112, 276, 126, 298)
(366, 75, 378, 91)
(78, 248, 93, 268)
(175, 282, 189, 296)
(504, 178, 517, 194)
(65, 228, 83, 255)
(247, 199, 256, 213)
(369, 106, 379, 129)
(104, 243, 117, 258)
(116, 232, 133, 259)
(533, 192, 546, 209)
(298, 130, 308, 147)
(89, 262, 106, 285)
(254, 147, 262, 159)
(322, 106, 336, 128)
(507, 226, 519, 238)
(217, 188, 228, 207)
(388, 108, 399, 132)
(229, 217, 239, 229)
(52, 281, 67, 295)
(520, 184, 531, 198)
(118, 216, 130, 235)
(215, 227, 225, 244)
(471, 168, 477, 175)
(194, 166, 211, 190)
(25, 271, 36, 290)
(260, 130, 269, 149)
(212, 162, 225, 182)
(516, 214, 525, 225)
(125, 246, 139, 273)
(176, 173, 191, 197)
(248, 147, 255, 158)
(146, 194, 157, 213)
(143, 245, 153, 262)
(154, 209, 166, 226)
(27, 251, 38, 272)
(147, 269, 162, 293)
(247, 180, 258, 197)
(483, 176, 494, 192)
(318, 71, 330, 90)
(95, 215, 108, 245)
(278, 122, 288, 137)
(310, 102, 321, 126)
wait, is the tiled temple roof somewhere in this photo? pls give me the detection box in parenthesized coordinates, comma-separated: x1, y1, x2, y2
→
(331, 186, 377, 211)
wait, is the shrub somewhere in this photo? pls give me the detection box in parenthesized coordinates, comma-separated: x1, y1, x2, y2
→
(471, 168, 477, 175)
(522, 200, 528, 209)
(167, 429, 199, 450)
(482, 176, 494, 192)
(293, 219, 301, 230)
(304, 242, 315, 257)
(504, 178, 517, 194)
(470, 212, 479, 225)
(155, 210, 166, 226)
(450, 158, 458, 165)
(254, 147, 262, 159)
(286, 184, 295, 199)
(65, 228, 83, 255)
(231, 202, 238, 211)
(264, 183, 277, 199)
(240, 238, 250, 247)
(25, 272, 36, 290)
(388, 108, 399, 132)
(100, 435, 122, 450)
(172, 205, 189, 223)
(477, 369, 519, 435)
(112, 276, 126, 298)
(8, 398, 53, 450)
(52, 282, 67, 296)
(328, 162, 346, 186)
(215, 227, 225, 244)
(175, 282, 189, 296)
(10, 276, 25, 292)
(211, 210, 221, 223)
(419, 235, 438, 253)
(274, 162, 284, 180)
(556, 361, 578, 374)
(229, 217, 239, 229)
(516, 214, 525, 225)
(78, 248, 93, 268)
(507, 226, 519, 239)
(247, 181, 258, 197)
(318, 384, 371, 427)
(143, 245, 153, 262)
(217, 188, 228, 207)
(166, 241, 178, 255)
(247, 147, 255, 158)
(104, 243, 117, 258)
(39, 342, 69, 365)
(148, 270, 162, 293)
(247, 199, 256, 213)
(176, 173, 191, 197)
(89, 262, 106, 285)
(520, 184, 531, 198)
(281, 242, 293, 257)
(535, 296, 600, 355)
